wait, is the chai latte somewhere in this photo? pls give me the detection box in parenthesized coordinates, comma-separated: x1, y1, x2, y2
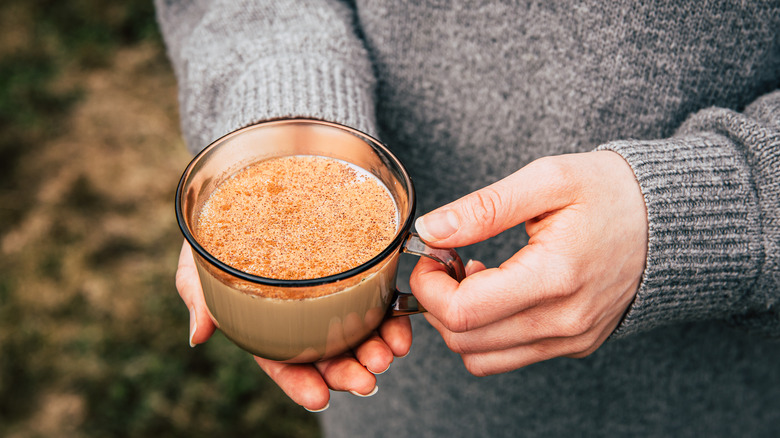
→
(196, 155, 399, 282)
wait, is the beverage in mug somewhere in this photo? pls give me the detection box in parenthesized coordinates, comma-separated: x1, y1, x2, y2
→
(176, 119, 464, 363)
(196, 155, 399, 284)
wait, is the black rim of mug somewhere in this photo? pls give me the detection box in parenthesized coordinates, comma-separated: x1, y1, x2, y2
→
(175, 118, 417, 287)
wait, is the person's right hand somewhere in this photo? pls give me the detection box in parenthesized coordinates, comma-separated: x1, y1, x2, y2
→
(410, 151, 647, 376)
(175, 240, 413, 412)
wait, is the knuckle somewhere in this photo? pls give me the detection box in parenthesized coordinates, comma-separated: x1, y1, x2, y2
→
(174, 268, 189, 292)
(440, 301, 475, 333)
(567, 347, 596, 359)
(530, 156, 578, 201)
(533, 156, 573, 188)
(556, 310, 594, 338)
(175, 264, 198, 294)
(465, 187, 503, 228)
(462, 355, 493, 377)
(442, 333, 468, 354)
(566, 335, 601, 359)
(533, 268, 582, 307)
(544, 266, 578, 300)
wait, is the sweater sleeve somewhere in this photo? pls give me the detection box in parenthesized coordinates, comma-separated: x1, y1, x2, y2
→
(598, 90, 780, 338)
(154, 0, 377, 154)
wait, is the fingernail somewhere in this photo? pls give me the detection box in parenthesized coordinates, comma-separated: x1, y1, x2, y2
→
(369, 364, 390, 375)
(189, 308, 197, 348)
(350, 386, 379, 398)
(416, 210, 459, 241)
(305, 402, 330, 413)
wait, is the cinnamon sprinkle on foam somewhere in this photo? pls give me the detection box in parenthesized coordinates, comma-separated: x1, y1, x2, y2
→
(196, 155, 398, 280)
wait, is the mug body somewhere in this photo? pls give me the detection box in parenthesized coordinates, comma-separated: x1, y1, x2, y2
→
(194, 249, 400, 362)
(176, 119, 415, 362)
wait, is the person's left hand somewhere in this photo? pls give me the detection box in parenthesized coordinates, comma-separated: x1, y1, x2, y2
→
(410, 150, 648, 376)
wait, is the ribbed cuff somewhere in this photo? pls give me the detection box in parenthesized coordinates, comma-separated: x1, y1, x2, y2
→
(184, 54, 377, 154)
(227, 54, 377, 135)
(597, 134, 763, 338)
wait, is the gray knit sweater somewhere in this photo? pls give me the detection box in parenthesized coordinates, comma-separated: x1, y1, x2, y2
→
(156, 1, 780, 436)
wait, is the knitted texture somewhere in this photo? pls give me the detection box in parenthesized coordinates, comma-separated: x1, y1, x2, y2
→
(157, 0, 780, 436)
(156, 0, 378, 151)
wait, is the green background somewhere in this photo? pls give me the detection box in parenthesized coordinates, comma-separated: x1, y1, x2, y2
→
(0, 1, 320, 436)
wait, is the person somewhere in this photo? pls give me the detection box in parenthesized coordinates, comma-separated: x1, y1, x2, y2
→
(156, 1, 779, 436)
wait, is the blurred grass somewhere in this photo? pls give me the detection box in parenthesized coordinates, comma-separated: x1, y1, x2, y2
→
(0, 1, 320, 437)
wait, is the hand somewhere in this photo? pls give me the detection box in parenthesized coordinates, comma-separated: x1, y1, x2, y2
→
(176, 241, 412, 411)
(411, 151, 648, 376)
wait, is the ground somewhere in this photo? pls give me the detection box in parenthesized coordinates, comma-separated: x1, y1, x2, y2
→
(0, 2, 319, 437)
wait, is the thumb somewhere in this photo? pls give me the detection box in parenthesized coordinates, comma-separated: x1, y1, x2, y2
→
(415, 157, 573, 247)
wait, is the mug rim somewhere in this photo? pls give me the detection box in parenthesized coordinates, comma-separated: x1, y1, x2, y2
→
(175, 118, 417, 287)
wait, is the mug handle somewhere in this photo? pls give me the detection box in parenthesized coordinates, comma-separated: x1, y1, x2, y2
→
(390, 232, 466, 316)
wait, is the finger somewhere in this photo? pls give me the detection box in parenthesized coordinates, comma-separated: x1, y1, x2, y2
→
(314, 355, 378, 397)
(354, 332, 395, 374)
(465, 259, 487, 276)
(460, 338, 584, 377)
(176, 240, 216, 346)
(415, 155, 578, 247)
(411, 243, 574, 332)
(254, 357, 331, 412)
(564, 311, 624, 359)
(377, 315, 413, 358)
(424, 289, 625, 355)
(458, 312, 621, 377)
(423, 258, 639, 354)
(423, 302, 558, 354)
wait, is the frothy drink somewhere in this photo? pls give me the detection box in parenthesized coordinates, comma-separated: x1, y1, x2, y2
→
(197, 155, 399, 284)
(178, 120, 461, 363)
(191, 154, 403, 361)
